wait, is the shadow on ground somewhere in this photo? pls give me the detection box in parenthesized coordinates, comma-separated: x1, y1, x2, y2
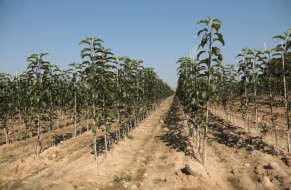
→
(209, 114, 290, 166)
(158, 97, 195, 159)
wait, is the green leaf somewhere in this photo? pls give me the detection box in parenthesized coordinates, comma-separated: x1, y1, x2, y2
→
(79, 39, 91, 45)
(196, 19, 209, 25)
(198, 28, 208, 37)
(198, 33, 208, 49)
(218, 54, 223, 61)
(202, 91, 207, 99)
(210, 83, 217, 92)
(197, 51, 206, 59)
(214, 33, 225, 46)
(273, 35, 285, 40)
(211, 47, 220, 56)
(211, 23, 221, 32)
(213, 18, 222, 24)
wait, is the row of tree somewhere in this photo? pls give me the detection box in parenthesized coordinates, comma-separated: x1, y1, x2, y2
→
(0, 37, 173, 161)
(176, 17, 290, 167)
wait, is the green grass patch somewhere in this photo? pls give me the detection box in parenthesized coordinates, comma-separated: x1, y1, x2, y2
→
(114, 172, 132, 182)
(159, 155, 168, 160)
(0, 153, 14, 164)
(19, 131, 27, 141)
(137, 168, 146, 175)
(27, 182, 42, 190)
(126, 134, 134, 140)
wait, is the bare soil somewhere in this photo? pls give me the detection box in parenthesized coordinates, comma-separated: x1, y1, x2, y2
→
(0, 96, 291, 190)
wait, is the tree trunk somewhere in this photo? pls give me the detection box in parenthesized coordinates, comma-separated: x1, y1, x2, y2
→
(245, 86, 250, 132)
(198, 128, 202, 154)
(202, 127, 207, 167)
(282, 55, 290, 152)
(287, 129, 291, 153)
(61, 111, 63, 128)
(4, 126, 8, 145)
(86, 116, 89, 132)
(64, 113, 67, 127)
(116, 112, 120, 143)
(104, 132, 108, 158)
(93, 133, 98, 167)
(193, 125, 196, 149)
(254, 82, 258, 129)
(74, 89, 77, 137)
(56, 116, 59, 130)
(268, 74, 277, 147)
(36, 115, 42, 158)
(49, 100, 53, 131)
(29, 116, 33, 138)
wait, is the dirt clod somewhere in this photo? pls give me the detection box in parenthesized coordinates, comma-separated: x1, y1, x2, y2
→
(267, 162, 279, 170)
(261, 176, 273, 188)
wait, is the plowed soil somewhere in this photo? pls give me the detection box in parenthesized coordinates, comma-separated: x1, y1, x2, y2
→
(0, 96, 291, 190)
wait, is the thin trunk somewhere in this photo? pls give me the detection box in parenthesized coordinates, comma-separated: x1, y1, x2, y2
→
(93, 133, 98, 167)
(268, 70, 277, 146)
(56, 109, 59, 129)
(195, 126, 198, 149)
(56, 115, 59, 130)
(86, 116, 89, 132)
(61, 111, 63, 128)
(198, 130, 202, 154)
(245, 83, 250, 132)
(49, 86, 53, 131)
(92, 91, 98, 166)
(64, 113, 67, 127)
(118, 128, 121, 141)
(74, 89, 77, 137)
(4, 126, 8, 144)
(13, 121, 15, 133)
(202, 105, 208, 167)
(240, 96, 246, 130)
(202, 126, 207, 166)
(254, 80, 258, 128)
(117, 110, 120, 143)
(288, 130, 291, 153)
(232, 107, 235, 126)
(104, 130, 107, 158)
(282, 54, 290, 152)
(193, 125, 196, 150)
(49, 107, 52, 131)
(103, 93, 108, 158)
(29, 116, 33, 138)
(36, 115, 41, 158)
(230, 93, 234, 126)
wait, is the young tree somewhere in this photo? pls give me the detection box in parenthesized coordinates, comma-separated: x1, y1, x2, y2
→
(27, 53, 50, 158)
(0, 73, 14, 144)
(273, 29, 291, 152)
(195, 17, 224, 166)
(260, 47, 278, 146)
(237, 48, 252, 131)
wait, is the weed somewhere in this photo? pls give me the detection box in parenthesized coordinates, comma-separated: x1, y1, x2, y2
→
(114, 171, 132, 182)
(137, 168, 146, 175)
(159, 155, 168, 159)
(19, 131, 27, 141)
(258, 122, 268, 138)
(27, 183, 42, 190)
(127, 134, 134, 140)
(0, 153, 14, 164)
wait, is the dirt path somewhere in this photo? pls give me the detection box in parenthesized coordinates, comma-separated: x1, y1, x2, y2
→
(1, 96, 290, 190)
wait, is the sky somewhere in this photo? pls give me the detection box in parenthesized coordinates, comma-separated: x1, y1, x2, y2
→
(0, 0, 290, 88)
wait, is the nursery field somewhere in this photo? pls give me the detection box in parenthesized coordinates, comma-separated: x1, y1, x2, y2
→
(0, 96, 291, 190)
